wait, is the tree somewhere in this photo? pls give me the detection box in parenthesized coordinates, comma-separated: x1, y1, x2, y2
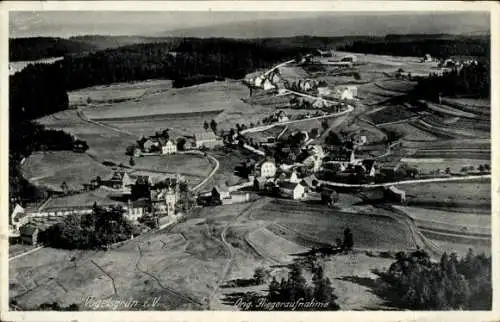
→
(478, 164, 485, 172)
(253, 267, 268, 285)
(203, 120, 209, 130)
(343, 228, 353, 252)
(210, 119, 218, 133)
(60, 181, 69, 195)
(312, 265, 340, 310)
(325, 131, 342, 146)
(309, 128, 319, 138)
(126, 145, 137, 156)
(176, 137, 187, 151)
(321, 119, 329, 131)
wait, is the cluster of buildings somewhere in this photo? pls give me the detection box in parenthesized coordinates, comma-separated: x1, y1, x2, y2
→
(136, 135, 177, 156)
(317, 85, 358, 101)
(9, 173, 187, 244)
(134, 129, 223, 156)
(247, 68, 283, 91)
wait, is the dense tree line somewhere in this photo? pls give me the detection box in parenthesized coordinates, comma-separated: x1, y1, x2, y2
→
(9, 37, 95, 61)
(412, 62, 490, 99)
(236, 263, 340, 311)
(339, 36, 489, 59)
(373, 249, 491, 310)
(40, 205, 139, 249)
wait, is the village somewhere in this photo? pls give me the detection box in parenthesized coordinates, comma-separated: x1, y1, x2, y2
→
(9, 50, 490, 247)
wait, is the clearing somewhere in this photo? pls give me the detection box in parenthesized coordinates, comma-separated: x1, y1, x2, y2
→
(21, 151, 112, 192)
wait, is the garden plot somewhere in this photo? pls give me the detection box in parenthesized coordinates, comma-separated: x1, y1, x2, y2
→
(441, 97, 490, 116)
(245, 227, 308, 264)
(21, 151, 112, 192)
(381, 123, 438, 142)
(368, 105, 417, 125)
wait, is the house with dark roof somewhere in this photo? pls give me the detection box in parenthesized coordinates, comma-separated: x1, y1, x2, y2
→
(279, 181, 307, 200)
(361, 159, 376, 177)
(104, 171, 133, 190)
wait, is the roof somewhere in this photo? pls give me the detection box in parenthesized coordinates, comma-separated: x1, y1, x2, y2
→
(194, 131, 218, 141)
(362, 159, 375, 170)
(279, 181, 305, 190)
(131, 198, 150, 208)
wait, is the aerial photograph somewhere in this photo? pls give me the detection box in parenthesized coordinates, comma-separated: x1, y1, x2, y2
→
(7, 10, 491, 311)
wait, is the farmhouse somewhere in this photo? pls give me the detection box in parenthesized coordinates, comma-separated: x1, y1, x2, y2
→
(333, 86, 358, 100)
(279, 181, 307, 200)
(161, 139, 177, 155)
(222, 191, 252, 205)
(263, 79, 276, 91)
(317, 87, 332, 97)
(127, 198, 150, 221)
(194, 131, 223, 149)
(104, 171, 133, 190)
(19, 224, 39, 246)
(10, 204, 28, 231)
(256, 159, 277, 178)
(143, 139, 159, 153)
(361, 159, 377, 177)
(211, 186, 230, 203)
(150, 187, 177, 215)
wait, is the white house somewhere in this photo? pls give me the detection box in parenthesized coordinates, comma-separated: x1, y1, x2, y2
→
(11, 204, 28, 231)
(333, 85, 358, 100)
(317, 87, 332, 97)
(254, 76, 264, 87)
(258, 160, 277, 178)
(161, 140, 177, 155)
(263, 79, 276, 91)
(289, 169, 300, 183)
(279, 181, 307, 200)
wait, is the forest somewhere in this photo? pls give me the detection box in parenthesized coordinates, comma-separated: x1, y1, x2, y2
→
(412, 62, 490, 99)
(40, 205, 139, 249)
(339, 35, 489, 59)
(373, 249, 491, 310)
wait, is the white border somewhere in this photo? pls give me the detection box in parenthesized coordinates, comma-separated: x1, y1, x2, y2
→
(1, 2, 499, 322)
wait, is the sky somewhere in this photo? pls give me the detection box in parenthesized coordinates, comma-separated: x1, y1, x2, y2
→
(9, 11, 490, 39)
(10, 11, 328, 38)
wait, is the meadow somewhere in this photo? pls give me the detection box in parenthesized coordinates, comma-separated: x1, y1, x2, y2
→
(21, 151, 112, 192)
